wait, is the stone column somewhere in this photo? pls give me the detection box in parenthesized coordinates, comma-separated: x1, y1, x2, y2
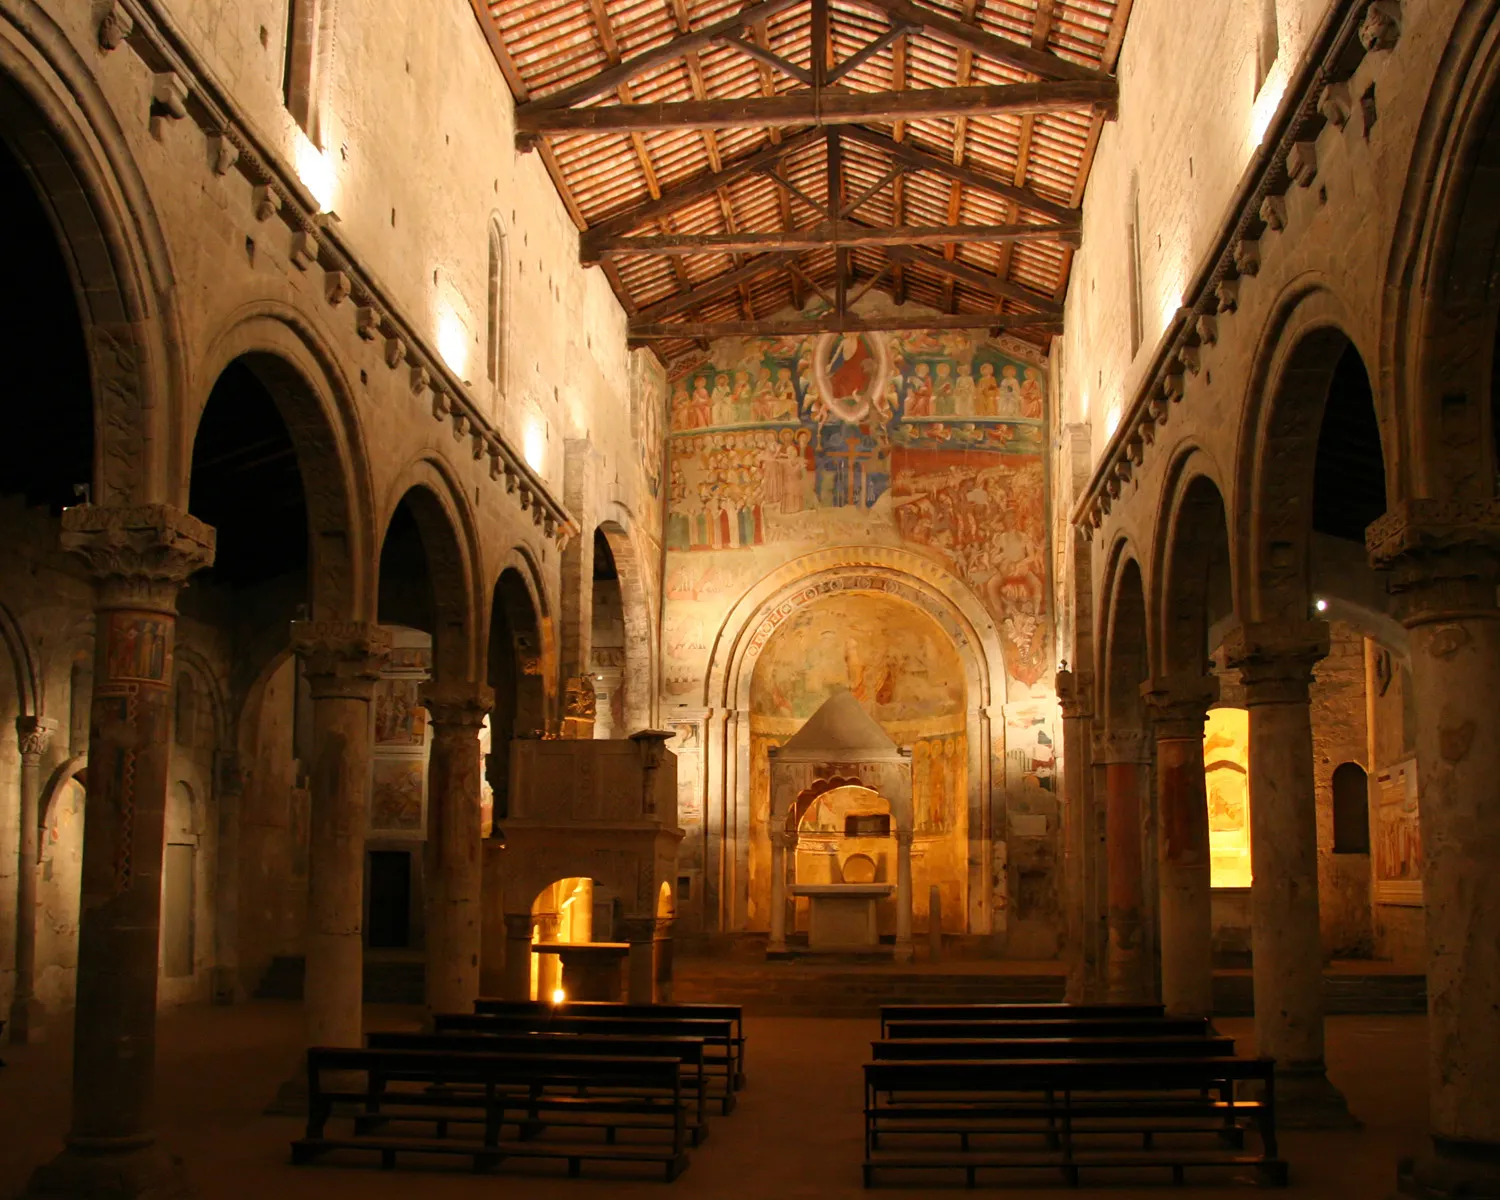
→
(290, 621, 391, 1052)
(11, 716, 58, 1042)
(1223, 621, 1353, 1127)
(26, 505, 213, 1199)
(767, 828, 789, 954)
(422, 682, 493, 1017)
(894, 828, 914, 962)
(1099, 730, 1152, 1003)
(1056, 667, 1094, 1002)
(1369, 506, 1500, 1196)
(211, 751, 245, 1004)
(620, 915, 656, 1003)
(503, 913, 533, 1001)
(1143, 676, 1217, 1019)
(653, 916, 675, 1002)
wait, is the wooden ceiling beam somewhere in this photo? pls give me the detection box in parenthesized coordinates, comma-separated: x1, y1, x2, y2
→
(886, 244, 1062, 312)
(596, 217, 1080, 255)
(581, 127, 824, 252)
(843, 0, 1110, 83)
(722, 35, 813, 86)
(518, 0, 805, 114)
(518, 78, 1118, 138)
(468, 0, 529, 100)
(635, 252, 799, 321)
(840, 126, 1078, 221)
(630, 311, 1063, 338)
(826, 21, 916, 85)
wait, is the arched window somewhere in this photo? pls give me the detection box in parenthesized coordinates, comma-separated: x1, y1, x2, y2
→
(487, 220, 506, 387)
(1332, 761, 1370, 854)
(1126, 170, 1143, 358)
(283, 0, 337, 146)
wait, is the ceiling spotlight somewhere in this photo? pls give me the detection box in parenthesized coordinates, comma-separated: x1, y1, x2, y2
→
(1314, 599, 1328, 613)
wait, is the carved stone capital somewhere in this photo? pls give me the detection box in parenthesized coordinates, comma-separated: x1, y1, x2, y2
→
(1142, 674, 1219, 740)
(1056, 667, 1095, 720)
(1215, 277, 1240, 313)
(1095, 727, 1153, 765)
(503, 913, 533, 939)
(1220, 619, 1329, 705)
(895, 828, 915, 847)
(616, 915, 657, 943)
(60, 503, 216, 612)
(1366, 498, 1500, 624)
(421, 681, 494, 732)
(1358, 0, 1401, 52)
(16, 716, 59, 760)
(290, 620, 391, 700)
(1318, 81, 1353, 129)
(1259, 194, 1288, 231)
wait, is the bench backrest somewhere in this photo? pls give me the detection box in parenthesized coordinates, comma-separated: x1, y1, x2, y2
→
(434, 1012, 735, 1041)
(884, 1016, 1211, 1040)
(869, 1035, 1236, 1060)
(862, 1055, 1275, 1092)
(881, 1003, 1164, 1025)
(307, 1045, 684, 1089)
(366, 1030, 707, 1066)
(475, 999, 742, 1027)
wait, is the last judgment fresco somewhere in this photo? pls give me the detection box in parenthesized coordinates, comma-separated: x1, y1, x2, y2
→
(662, 327, 1051, 689)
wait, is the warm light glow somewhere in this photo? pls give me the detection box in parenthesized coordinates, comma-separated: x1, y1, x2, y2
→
(523, 420, 547, 473)
(1315, 598, 1329, 613)
(1249, 67, 1289, 155)
(437, 310, 470, 379)
(1103, 402, 1122, 438)
(551, 988, 566, 1005)
(293, 130, 335, 214)
(1205, 708, 1252, 889)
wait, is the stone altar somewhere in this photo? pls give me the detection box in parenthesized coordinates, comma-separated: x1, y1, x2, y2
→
(789, 883, 894, 951)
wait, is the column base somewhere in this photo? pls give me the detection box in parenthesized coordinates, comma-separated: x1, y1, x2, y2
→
(1276, 1066, 1360, 1130)
(892, 942, 914, 964)
(24, 1142, 191, 1199)
(1395, 1137, 1500, 1198)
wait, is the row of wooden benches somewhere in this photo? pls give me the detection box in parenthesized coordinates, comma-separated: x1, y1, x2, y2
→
(291, 1000, 747, 1182)
(863, 1002, 1288, 1189)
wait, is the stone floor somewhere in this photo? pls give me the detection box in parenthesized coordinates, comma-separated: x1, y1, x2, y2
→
(0, 1003, 1425, 1197)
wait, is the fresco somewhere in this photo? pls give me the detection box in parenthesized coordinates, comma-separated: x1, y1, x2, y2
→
(1375, 758, 1422, 884)
(370, 758, 425, 833)
(662, 328, 1051, 688)
(1204, 707, 1252, 888)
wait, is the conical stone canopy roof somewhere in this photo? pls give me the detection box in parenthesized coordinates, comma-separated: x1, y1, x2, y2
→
(774, 689, 905, 763)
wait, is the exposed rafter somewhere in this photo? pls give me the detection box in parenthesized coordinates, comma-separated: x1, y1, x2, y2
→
(630, 311, 1064, 339)
(635, 252, 800, 321)
(517, 78, 1118, 139)
(886, 244, 1063, 313)
(595, 218, 1081, 257)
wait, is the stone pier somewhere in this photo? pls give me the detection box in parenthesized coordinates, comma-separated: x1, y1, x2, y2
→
(1225, 620, 1355, 1128)
(11, 715, 57, 1042)
(1099, 730, 1153, 1004)
(25, 504, 213, 1198)
(1144, 675, 1217, 1019)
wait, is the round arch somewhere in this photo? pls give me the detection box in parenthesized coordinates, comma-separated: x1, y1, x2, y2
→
(188, 306, 374, 622)
(596, 510, 657, 732)
(0, 599, 39, 721)
(0, 10, 181, 504)
(377, 457, 484, 684)
(1152, 449, 1234, 678)
(1233, 284, 1384, 623)
(1096, 537, 1151, 731)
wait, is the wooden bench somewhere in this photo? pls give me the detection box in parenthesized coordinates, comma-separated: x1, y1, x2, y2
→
(870, 1035, 1238, 1061)
(880, 1002, 1164, 1036)
(884, 1016, 1212, 1041)
(291, 1046, 690, 1181)
(862, 1055, 1285, 1188)
(437, 1012, 741, 1114)
(364, 1030, 711, 1145)
(476, 999, 747, 1087)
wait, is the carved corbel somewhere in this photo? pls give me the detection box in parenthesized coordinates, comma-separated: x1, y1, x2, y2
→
(1162, 370, 1185, 402)
(431, 387, 450, 422)
(251, 184, 280, 223)
(149, 73, 189, 140)
(1135, 415, 1155, 447)
(1233, 238, 1260, 276)
(488, 445, 504, 480)
(451, 410, 469, 441)
(1319, 82, 1354, 129)
(289, 231, 319, 271)
(1179, 345, 1202, 376)
(544, 513, 558, 539)
(1196, 314, 1218, 345)
(471, 431, 487, 461)
(1286, 140, 1318, 187)
(1216, 278, 1240, 312)
(1259, 194, 1287, 231)
(1126, 434, 1144, 466)
(325, 270, 352, 306)
(355, 306, 381, 341)
(519, 484, 534, 512)
(384, 337, 407, 369)
(1359, 0, 1401, 52)
(1148, 395, 1170, 425)
(409, 364, 430, 395)
(532, 502, 545, 527)
(208, 133, 239, 176)
(98, 1, 134, 50)
(503, 463, 519, 494)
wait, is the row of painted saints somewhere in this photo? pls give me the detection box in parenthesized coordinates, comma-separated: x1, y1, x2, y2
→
(669, 333, 1044, 432)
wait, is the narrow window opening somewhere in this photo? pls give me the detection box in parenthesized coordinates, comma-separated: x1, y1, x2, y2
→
(282, 0, 337, 146)
(1127, 170, 1144, 358)
(487, 220, 506, 387)
(1332, 761, 1371, 853)
(1255, 0, 1280, 96)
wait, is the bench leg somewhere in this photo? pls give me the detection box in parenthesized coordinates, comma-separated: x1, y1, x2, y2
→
(568, 1157, 582, 1179)
(380, 1149, 395, 1171)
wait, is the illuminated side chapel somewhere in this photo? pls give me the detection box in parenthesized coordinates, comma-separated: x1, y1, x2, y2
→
(0, 0, 1496, 1196)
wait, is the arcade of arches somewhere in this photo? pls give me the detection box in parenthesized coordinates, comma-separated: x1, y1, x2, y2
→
(1, 0, 1499, 1197)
